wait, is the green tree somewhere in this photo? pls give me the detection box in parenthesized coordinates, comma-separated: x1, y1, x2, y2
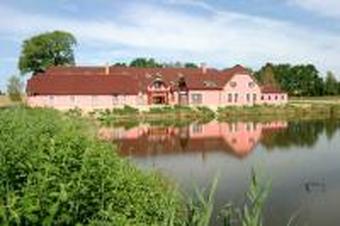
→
(259, 63, 278, 87)
(129, 58, 162, 68)
(184, 62, 198, 68)
(113, 62, 127, 67)
(255, 63, 324, 96)
(19, 31, 77, 75)
(324, 71, 338, 95)
(7, 75, 23, 101)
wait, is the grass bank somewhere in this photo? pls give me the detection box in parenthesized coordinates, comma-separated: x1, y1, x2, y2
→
(93, 105, 215, 127)
(217, 103, 340, 121)
(87, 102, 340, 125)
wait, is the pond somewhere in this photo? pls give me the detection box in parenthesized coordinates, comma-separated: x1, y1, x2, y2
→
(99, 119, 340, 226)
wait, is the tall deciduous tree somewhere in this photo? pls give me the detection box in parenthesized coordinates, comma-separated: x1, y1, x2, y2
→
(259, 63, 278, 87)
(7, 75, 23, 101)
(19, 31, 77, 75)
(324, 71, 338, 95)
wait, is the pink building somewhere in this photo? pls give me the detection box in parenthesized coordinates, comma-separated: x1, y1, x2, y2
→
(26, 64, 288, 110)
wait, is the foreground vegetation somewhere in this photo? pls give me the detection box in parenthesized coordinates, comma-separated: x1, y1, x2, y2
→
(0, 107, 182, 225)
(0, 107, 277, 225)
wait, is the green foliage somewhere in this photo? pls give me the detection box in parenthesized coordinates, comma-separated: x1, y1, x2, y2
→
(19, 31, 77, 75)
(114, 58, 198, 69)
(183, 177, 218, 226)
(195, 106, 215, 118)
(220, 170, 270, 226)
(184, 63, 198, 68)
(6, 75, 23, 102)
(129, 58, 162, 68)
(258, 63, 278, 87)
(255, 63, 325, 96)
(324, 71, 338, 95)
(65, 107, 82, 117)
(0, 107, 181, 225)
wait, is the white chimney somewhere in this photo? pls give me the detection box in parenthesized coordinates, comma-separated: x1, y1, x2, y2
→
(201, 62, 207, 74)
(104, 62, 110, 75)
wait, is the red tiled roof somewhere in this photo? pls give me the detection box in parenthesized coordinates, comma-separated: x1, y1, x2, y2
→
(26, 65, 250, 95)
(260, 85, 285, 94)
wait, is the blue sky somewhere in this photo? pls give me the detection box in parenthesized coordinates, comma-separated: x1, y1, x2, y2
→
(1, 0, 340, 91)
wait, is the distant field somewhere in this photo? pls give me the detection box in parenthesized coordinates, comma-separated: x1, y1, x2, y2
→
(290, 96, 340, 104)
(0, 96, 12, 107)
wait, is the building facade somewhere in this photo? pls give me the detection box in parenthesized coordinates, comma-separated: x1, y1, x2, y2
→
(26, 64, 288, 110)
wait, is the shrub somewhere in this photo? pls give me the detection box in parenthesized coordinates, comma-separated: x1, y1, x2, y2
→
(195, 106, 215, 118)
(0, 107, 181, 225)
(6, 75, 23, 102)
(122, 105, 139, 114)
(65, 107, 82, 117)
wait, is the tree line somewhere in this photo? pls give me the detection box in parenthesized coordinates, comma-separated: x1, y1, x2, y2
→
(113, 57, 199, 69)
(254, 63, 340, 96)
(5, 30, 340, 100)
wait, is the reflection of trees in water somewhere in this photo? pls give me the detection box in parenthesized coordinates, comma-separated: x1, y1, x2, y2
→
(261, 119, 340, 150)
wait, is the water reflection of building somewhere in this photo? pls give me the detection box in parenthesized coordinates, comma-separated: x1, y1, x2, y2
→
(98, 121, 288, 158)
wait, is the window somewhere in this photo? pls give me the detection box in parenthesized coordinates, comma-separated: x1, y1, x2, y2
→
(234, 93, 238, 102)
(154, 81, 162, 89)
(48, 95, 54, 105)
(228, 93, 233, 103)
(192, 124, 202, 133)
(91, 96, 97, 107)
(230, 81, 237, 88)
(281, 95, 285, 100)
(268, 95, 271, 101)
(119, 95, 126, 104)
(261, 95, 265, 100)
(246, 93, 250, 102)
(275, 95, 278, 100)
(253, 94, 257, 102)
(248, 82, 255, 88)
(246, 123, 251, 131)
(112, 95, 118, 105)
(191, 93, 202, 104)
(70, 96, 75, 105)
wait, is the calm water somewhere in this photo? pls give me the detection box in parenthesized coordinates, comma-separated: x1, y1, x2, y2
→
(99, 119, 340, 226)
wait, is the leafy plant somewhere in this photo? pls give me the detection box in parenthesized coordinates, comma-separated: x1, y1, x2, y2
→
(0, 107, 181, 225)
(220, 169, 271, 226)
(6, 75, 23, 102)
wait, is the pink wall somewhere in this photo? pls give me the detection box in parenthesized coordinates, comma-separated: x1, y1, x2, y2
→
(27, 94, 147, 110)
(188, 90, 221, 106)
(222, 74, 262, 106)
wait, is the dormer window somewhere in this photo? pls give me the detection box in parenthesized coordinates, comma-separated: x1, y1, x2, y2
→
(248, 82, 255, 88)
(154, 81, 162, 89)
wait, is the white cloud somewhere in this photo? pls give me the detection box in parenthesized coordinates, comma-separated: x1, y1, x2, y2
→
(288, 0, 340, 19)
(0, 2, 340, 77)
